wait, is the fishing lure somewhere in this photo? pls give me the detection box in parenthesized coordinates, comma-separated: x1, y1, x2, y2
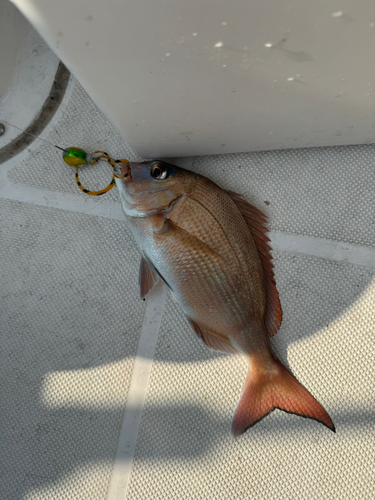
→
(62, 147, 129, 196)
(2, 120, 129, 197)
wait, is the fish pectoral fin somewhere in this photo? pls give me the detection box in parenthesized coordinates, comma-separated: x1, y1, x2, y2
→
(226, 190, 282, 337)
(139, 256, 159, 299)
(187, 318, 237, 355)
(151, 216, 170, 235)
(164, 221, 229, 267)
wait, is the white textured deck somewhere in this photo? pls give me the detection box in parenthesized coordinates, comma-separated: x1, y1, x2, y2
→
(0, 77, 373, 499)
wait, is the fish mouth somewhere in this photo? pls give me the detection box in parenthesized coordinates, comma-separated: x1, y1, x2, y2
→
(116, 161, 179, 216)
(115, 172, 179, 216)
(120, 162, 131, 180)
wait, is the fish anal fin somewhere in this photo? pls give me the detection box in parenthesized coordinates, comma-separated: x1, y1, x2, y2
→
(187, 318, 237, 355)
(232, 358, 335, 437)
(139, 256, 159, 299)
(226, 190, 282, 337)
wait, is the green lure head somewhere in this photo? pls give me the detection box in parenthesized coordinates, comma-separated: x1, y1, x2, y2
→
(62, 147, 88, 167)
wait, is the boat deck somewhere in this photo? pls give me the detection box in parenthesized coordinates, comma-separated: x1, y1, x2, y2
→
(0, 76, 373, 499)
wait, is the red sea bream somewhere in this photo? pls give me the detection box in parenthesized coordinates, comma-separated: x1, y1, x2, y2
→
(116, 160, 335, 436)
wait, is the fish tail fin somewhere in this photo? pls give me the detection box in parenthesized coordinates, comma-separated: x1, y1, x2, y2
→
(232, 358, 335, 437)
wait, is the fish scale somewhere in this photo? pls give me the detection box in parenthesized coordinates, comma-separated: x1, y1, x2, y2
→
(170, 178, 266, 317)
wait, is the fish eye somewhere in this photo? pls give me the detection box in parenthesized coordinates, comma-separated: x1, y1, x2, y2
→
(150, 162, 169, 180)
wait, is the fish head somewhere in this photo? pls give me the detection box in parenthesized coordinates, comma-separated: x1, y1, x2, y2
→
(115, 160, 195, 217)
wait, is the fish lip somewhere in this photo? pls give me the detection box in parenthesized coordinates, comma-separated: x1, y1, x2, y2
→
(120, 162, 131, 179)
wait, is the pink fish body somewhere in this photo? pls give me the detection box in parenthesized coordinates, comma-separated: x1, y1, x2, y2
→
(116, 160, 334, 435)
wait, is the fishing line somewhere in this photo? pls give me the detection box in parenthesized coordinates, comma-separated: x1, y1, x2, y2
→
(2, 120, 129, 196)
(3, 120, 69, 152)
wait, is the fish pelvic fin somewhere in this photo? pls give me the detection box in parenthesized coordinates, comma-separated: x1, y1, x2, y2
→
(232, 358, 335, 437)
(139, 256, 159, 299)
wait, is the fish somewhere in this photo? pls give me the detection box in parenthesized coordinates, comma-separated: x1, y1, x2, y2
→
(115, 160, 335, 436)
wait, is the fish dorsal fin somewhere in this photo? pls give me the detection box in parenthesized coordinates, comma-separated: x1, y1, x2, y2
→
(139, 256, 159, 299)
(226, 190, 282, 337)
(187, 318, 237, 355)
